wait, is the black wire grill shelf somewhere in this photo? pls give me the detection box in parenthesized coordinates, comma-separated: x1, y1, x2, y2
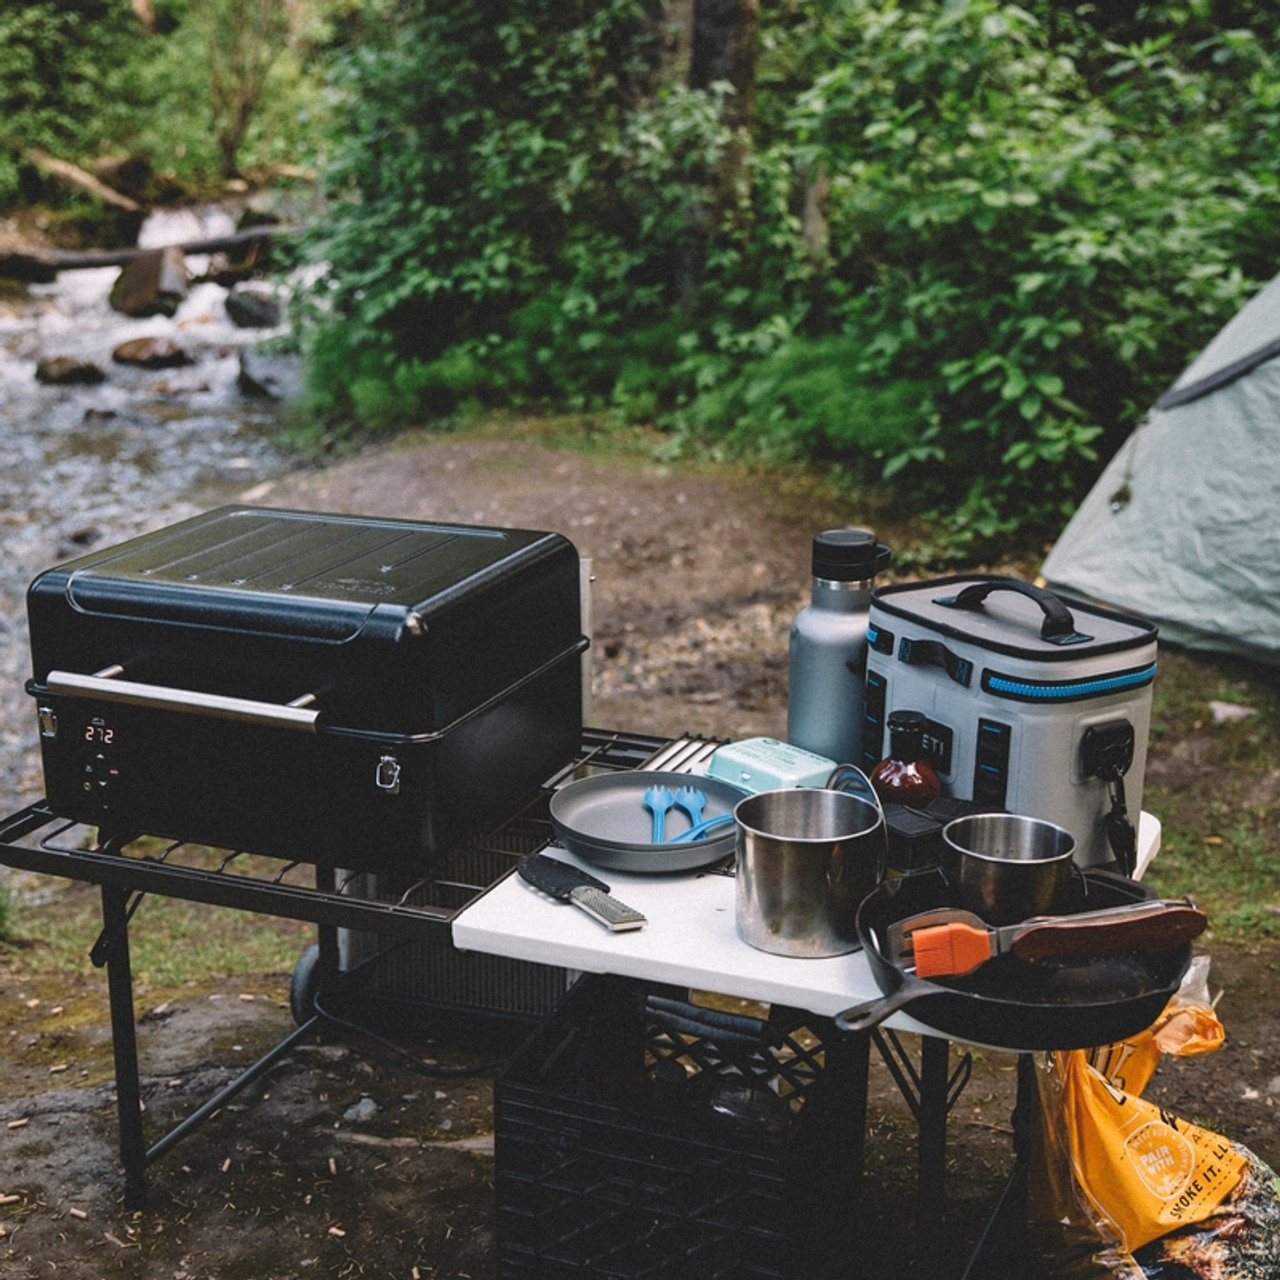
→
(0, 728, 722, 936)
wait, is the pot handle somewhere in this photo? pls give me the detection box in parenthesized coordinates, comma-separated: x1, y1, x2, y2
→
(824, 763, 878, 807)
(833, 983, 922, 1034)
(45, 668, 320, 732)
(933, 578, 1093, 645)
(824, 763, 888, 882)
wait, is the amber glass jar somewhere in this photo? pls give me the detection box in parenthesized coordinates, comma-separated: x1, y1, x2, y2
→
(870, 709, 941, 809)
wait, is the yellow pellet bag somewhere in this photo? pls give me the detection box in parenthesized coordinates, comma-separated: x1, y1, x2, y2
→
(1057, 1049, 1247, 1253)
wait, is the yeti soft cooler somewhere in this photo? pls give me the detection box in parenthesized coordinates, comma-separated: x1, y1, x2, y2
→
(862, 576, 1157, 868)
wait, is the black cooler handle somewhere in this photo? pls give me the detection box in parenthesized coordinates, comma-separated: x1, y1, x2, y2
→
(933, 578, 1093, 645)
(45, 668, 321, 732)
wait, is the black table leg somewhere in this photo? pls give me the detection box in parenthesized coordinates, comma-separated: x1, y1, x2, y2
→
(917, 1035, 951, 1270)
(99, 881, 148, 1209)
(873, 1030, 975, 1273)
(840, 1028, 872, 1184)
(958, 1053, 1035, 1279)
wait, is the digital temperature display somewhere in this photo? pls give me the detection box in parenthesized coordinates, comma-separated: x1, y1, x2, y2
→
(85, 724, 115, 745)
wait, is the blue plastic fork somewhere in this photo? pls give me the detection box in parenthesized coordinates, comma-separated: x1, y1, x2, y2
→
(673, 785, 706, 831)
(642, 784, 675, 843)
(666, 812, 735, 844)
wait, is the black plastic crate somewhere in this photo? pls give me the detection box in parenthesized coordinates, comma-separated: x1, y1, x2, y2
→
(495, 975, 864, 1279)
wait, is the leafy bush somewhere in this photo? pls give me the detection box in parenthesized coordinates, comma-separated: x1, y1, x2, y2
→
(0, 1, 340, 205)
(771, 0, 1280, 525)
(300, 0, 732, 421)
(0, 1, 156, 204)
(299, 0, 1280, 532)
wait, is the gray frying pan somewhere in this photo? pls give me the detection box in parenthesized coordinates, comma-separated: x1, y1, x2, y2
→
(548, 769, 748, 872)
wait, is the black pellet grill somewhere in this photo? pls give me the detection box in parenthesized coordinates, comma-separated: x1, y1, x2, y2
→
(24, 505, 588, 872)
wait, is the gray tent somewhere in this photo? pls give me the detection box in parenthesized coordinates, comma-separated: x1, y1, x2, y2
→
(1042, 272, 1280, 664)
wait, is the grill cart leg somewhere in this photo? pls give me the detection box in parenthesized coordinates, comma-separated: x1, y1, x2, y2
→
(918, 1035, 951, 1270)
(92, 852, 336, 1209)
(97, 881, 149, 1209)
(311, 864, 344, 1022)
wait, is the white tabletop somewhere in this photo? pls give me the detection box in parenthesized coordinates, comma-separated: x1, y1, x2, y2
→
(451, 812, 1161, 1037)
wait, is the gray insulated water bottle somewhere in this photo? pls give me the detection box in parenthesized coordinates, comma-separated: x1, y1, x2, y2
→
(786, 529, 891, 765)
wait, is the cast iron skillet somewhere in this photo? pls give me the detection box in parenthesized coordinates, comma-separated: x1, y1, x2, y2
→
(835, 868, 1193, 1050)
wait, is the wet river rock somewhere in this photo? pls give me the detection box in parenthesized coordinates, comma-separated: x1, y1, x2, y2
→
(34, 354, 106, 385)
(224, 282, 282, 328)
(108, 243, 189, 317)
(111, 334, 193, 368)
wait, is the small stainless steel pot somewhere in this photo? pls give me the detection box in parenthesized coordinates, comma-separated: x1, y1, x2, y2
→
(942, 812, 1076, 927)
(734, 786, 885, 958)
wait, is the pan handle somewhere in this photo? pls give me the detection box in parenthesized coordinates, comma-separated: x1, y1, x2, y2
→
(45, 669, 320, 733)
(833, 983, 925, 1034)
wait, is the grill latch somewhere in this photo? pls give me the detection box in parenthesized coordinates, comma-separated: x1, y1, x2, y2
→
(375, 754, 402, 795)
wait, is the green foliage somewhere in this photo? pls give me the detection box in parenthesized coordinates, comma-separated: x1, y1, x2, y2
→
(301, 0, 680, 415)
(0, 1, 342, 203)
(676, 334, 936, 464)
(301, 0, 1280, 530)
(778, 0, 1280, 524)
(0, 1, 155, 203)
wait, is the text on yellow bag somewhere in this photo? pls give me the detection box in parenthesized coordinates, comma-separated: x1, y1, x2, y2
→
(1058, 1049, 1248, 1253)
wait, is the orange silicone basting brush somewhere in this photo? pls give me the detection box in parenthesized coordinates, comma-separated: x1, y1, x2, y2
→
(889, 900, 1207, 979)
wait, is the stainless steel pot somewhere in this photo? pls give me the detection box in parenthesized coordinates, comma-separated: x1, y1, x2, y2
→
(942, 812, 1076, 927)
(734, 786, 886, 958)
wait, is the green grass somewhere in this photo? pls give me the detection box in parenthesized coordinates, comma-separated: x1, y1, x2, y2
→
(8, 886, 313, 986)
(1144, 806, 1280, 941)
(1139, 647, 1280, 944)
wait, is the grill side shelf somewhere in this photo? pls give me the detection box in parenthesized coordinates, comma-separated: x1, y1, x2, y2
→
(0, 813, 452, 936)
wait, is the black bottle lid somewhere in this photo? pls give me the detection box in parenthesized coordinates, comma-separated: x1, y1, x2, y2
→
(811, 528, 892, 582)
(886, 709, 927, 759)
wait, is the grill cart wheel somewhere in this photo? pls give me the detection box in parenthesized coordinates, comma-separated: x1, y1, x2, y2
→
(290, 943, 323, 1026)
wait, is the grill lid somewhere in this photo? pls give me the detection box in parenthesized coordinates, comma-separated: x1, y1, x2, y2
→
(53, 507, 544, 642)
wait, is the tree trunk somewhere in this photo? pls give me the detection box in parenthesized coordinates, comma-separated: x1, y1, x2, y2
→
(0, 226, 293, 283)
(656, 0, 696, 83)
(690, 0, 758, 128)
(131, 0, 156, 34)
(635, 2, 759, 302)
(693, 0, 758, 224)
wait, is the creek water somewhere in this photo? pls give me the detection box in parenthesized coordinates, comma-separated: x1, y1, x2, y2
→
(0, 206, 295, 815)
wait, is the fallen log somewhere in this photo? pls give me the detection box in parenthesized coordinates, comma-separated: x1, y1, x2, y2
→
(24, 147, 144, 213)
(0, 225, 296, 281)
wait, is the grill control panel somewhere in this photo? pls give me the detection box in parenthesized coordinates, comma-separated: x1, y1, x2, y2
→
(79, 716, 119, 812)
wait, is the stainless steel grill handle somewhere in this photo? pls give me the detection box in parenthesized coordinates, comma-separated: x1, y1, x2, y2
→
(45, 670, 320, 733)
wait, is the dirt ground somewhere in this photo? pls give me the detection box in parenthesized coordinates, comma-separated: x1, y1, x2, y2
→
(2, 424, 1278, 1279)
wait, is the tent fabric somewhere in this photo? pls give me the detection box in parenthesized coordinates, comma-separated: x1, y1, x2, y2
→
(1042, 273, 1280, 665)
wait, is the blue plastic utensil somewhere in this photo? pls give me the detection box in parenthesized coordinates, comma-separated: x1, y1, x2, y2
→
(642, 785, 675, 843)
(667, 812, 735, 844)
(673, 786, 706, 830)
